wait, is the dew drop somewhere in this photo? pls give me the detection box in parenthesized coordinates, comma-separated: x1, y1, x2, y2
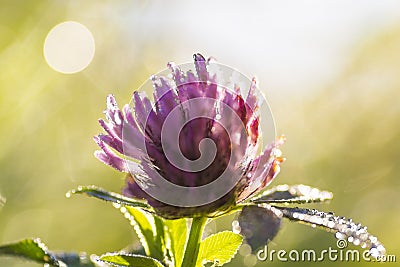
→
(369, 247, 379, 258)
(232, 220, 241, 234)
(335, 232, 345, 239)
(369, 236, 378, 243)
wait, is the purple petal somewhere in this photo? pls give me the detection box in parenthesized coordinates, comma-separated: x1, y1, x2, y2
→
(93, 140, 127, 173)
(133, 91, 151, 130)
(168, 61, 185, 86)
(97, 134, 123, 154)
(246, 77, 258, 112)
(238, 137, 285, 201)
(152, 76, 178, 119)
(98, 119, 122, 143)
(194, 53, 208, 81)
(104, 95, 123, 136)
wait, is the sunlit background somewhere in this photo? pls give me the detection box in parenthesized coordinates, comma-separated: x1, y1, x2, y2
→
(1, 1, 400, 266)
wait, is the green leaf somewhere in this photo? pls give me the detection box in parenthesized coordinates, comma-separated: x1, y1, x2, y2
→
(275, 206, 386, 258)
(98, 253, 164, 267)
(0, 238, 60, 266)
(154, 216, 166, 259)
(67, 185, 152, 210)
(196, 231, 243, 267)
(0, 239, 97, 267)
(118, 206, 165, 262)
(165, 219, 187, 267)
(250, 184, 333, 204)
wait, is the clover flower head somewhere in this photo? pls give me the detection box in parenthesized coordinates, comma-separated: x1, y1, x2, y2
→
(94, 54, 284, 219)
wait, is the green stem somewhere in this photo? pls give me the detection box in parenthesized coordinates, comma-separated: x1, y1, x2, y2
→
(181, 217, 207, 267)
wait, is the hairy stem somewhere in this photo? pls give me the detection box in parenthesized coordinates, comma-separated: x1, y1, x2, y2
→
(181, 217, 207, 267)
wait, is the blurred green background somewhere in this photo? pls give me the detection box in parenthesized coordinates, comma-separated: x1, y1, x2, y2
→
(1, 1, 399, 266)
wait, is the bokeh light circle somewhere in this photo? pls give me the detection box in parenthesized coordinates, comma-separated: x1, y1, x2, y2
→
(43, 21, 95, 74)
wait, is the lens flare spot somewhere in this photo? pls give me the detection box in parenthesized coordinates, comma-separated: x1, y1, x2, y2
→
(43, 21, 95, 74)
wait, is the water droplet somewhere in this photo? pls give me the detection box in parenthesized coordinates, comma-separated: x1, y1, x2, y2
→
(377, 244, 386, 252)
(335, 232, 345, 239)
(232, 220, 241, 234)
(369, 247, 379, 258)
